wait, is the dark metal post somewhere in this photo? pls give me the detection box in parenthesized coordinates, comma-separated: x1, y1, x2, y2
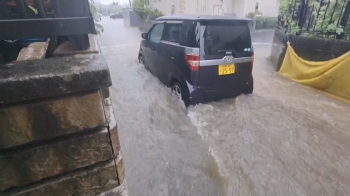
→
(298, 0, 308, 29)
(340, 0, 350, 27)
(253, 1, 259, 31)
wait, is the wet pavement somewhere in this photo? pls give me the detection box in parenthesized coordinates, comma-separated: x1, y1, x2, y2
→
(98, 17, 350, 196)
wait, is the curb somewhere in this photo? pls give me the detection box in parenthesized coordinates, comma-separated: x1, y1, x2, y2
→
(250, 29, 275, 33)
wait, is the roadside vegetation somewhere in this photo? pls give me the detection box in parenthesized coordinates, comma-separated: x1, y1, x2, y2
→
(246, 12, 277, 30)
(132, 0, 163, 20)
(279, 0, 349, 39)
(89, 0, 104, 34)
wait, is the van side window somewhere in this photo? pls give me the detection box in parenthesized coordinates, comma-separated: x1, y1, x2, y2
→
(181, 21, 199, 47)
(149, 23, 165, 43)
(163, 23, 182, 43)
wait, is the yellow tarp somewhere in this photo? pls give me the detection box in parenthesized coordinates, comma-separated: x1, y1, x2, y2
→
(279, 42, 350, 104)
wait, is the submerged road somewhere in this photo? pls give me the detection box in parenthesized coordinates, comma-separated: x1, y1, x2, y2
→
(98, 17, 350, 196)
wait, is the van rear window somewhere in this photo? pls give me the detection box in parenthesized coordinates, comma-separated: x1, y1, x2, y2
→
(201, 21, 252, 55)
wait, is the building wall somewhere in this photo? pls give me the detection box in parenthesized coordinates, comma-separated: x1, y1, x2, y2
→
(148, 0, 279, 17)
(242, 0, 279, 17)
(232, 0, 246, 17)
(222, 0, 234, 14)
(259, 0, 279, 17)
(181, 0, 224, 15)
(148, 0, 179, 15)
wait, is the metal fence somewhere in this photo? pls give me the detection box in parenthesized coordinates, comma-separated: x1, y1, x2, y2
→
(0, 0, 95, 49)
(278, 0, 350, 39)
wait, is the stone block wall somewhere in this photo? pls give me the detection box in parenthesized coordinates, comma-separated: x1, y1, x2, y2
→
(0, 54, 124, 196)
(270, 28, 350, 71)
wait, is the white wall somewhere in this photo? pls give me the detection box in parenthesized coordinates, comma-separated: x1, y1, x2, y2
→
(242, 0, 279, 17)
(258, 0, 279, 17)
(222, 0, 233, 14)
(148, 0, 279, 17)
(148, 0, 179, 15)
(188, 0, 237, 16)
(181, 0, 223, 15)
(232, 0, 246, 17)
(149, 0, 224, 15)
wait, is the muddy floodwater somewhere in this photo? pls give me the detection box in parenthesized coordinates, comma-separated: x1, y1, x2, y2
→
(98, 17, 350, 196)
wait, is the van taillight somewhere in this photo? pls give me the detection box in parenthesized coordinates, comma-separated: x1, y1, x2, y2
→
(185, 54, 200, 71)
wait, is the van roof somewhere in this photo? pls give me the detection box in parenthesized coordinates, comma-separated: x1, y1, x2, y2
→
(156, 14, 252, 22)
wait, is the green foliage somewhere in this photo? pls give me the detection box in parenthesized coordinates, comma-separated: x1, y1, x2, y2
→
(264, 17, 277, 28)
(89, 0, 104, 35)
(279, 0, 301, 34)
(246, 11, 262, 19)
(132, 0, 163, 20)
(312, 0, 345, 35)
(147, 8, 163, 20)
(279, 0, 347, 38)
(246, 12, 277, 30)
(132, 0, 146, 18)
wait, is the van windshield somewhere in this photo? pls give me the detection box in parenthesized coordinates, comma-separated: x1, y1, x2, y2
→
(201, 21, 252, 56)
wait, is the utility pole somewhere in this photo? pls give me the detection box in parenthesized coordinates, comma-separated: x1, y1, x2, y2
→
(129, 0, 132, 7)
(253, 1, 259, 31)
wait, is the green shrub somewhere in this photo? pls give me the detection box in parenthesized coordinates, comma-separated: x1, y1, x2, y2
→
(256, 17, 265, 29)
(147, 8, 163, 20)
(132, 0, 163, 20)
(246, 11, 262, 19)
(263, 17, 277, 29)
(89, 0, 104, 34)
(246, 12, 277, 30)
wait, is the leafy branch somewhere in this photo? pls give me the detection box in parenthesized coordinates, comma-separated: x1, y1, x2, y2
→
(279, 0, 301, 34)
(279, 0, 347, 38)
(89, 0, 104, 35)
(132, 0, 163, 20)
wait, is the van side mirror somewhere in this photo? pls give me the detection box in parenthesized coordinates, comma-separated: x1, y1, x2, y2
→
(141, 33, 148, 40)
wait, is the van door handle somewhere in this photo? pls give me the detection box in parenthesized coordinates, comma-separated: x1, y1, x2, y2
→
(170, 57, 174, 59)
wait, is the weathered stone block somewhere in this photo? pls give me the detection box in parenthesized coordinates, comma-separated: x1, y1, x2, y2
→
(14, 161, 118, 196)
(115, 155, 125, 184)
(103, 97, 120, 155)
(0, 129, 113, 191)
(103, 97, 124, 184)
(0, 54, 112, 105)
(53, 34, 99, 57)
(109, 124, 120, 156)
(0, 91, 106, 149)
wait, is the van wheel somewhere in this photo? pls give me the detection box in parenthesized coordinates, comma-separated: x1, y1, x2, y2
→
(139, 54, 149, 70)
(171, 82, 189, 106)
(243, 75, 254, 94)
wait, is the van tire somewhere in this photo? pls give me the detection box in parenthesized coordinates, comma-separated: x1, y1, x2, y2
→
(243, 75, 254, 94)
(139, 54, 149, 70)
(171, 81, 190, 107)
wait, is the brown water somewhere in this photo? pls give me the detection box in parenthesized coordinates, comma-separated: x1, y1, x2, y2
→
(99, 18, 350, 196)
(189, 51, 350, 195)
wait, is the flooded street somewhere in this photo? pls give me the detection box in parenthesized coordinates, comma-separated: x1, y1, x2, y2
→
(98, 17, 350, 195)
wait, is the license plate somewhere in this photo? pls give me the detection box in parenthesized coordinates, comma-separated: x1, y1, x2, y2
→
(218, 64, 235, 75)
